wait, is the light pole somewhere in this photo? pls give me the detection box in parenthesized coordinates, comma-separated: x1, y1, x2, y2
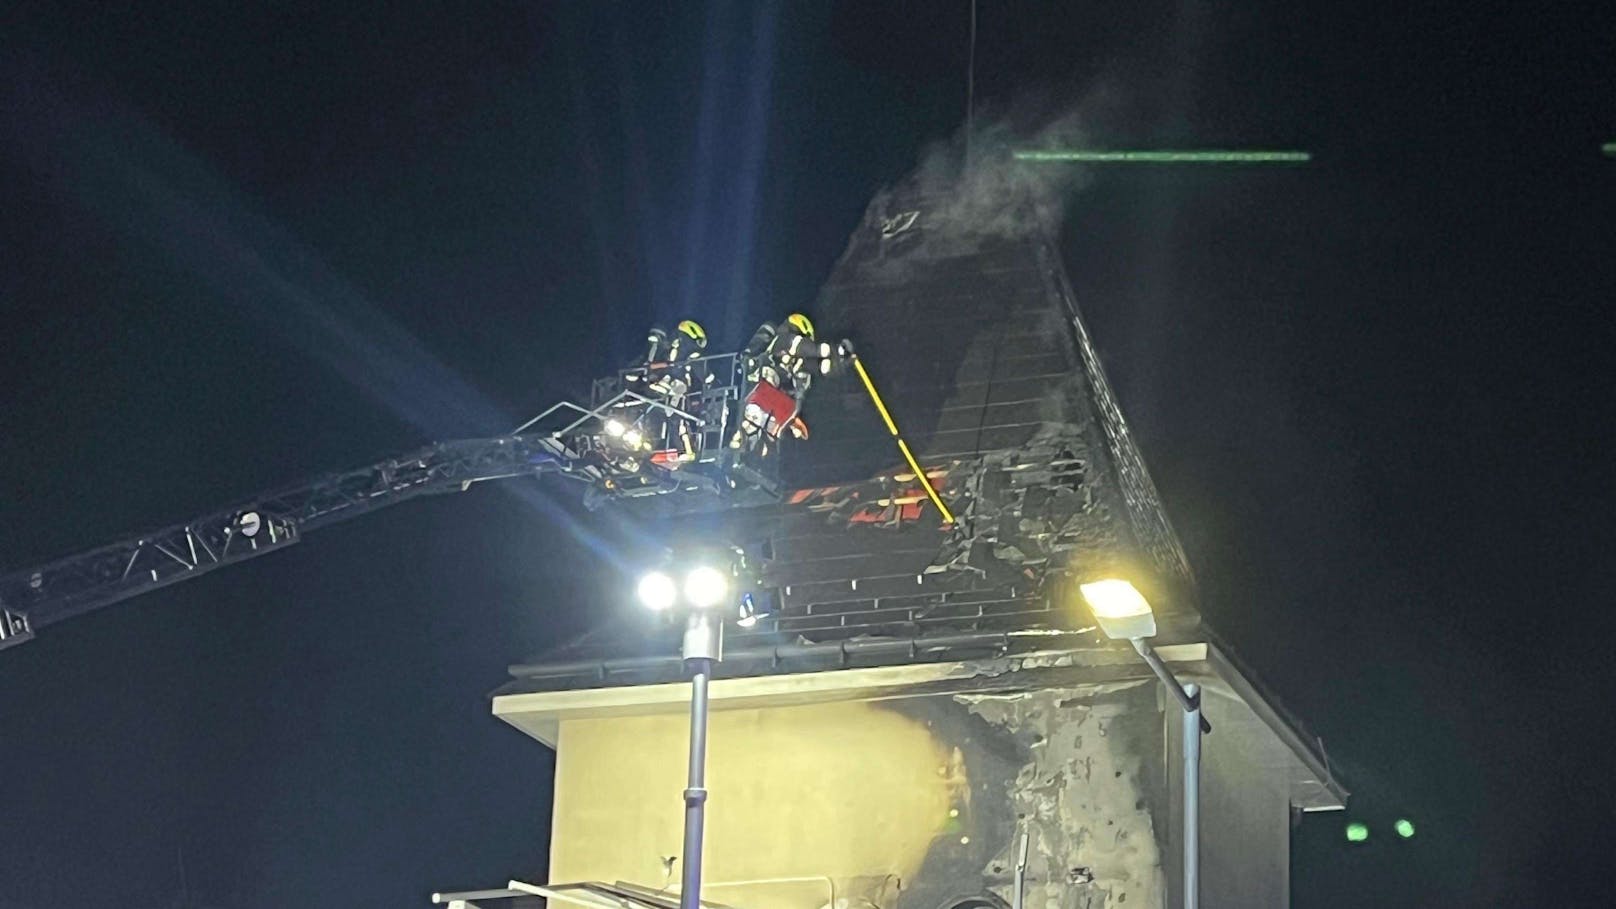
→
(637, 563, 735, 909)
(1079, 579, 1210, 909)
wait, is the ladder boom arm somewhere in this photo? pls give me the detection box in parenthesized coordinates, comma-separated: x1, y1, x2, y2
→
(0, 346, 950, 653)
(0, 434, 575, 650)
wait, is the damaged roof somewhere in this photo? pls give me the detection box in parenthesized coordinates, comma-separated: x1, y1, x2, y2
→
(495, 182, 1342, 807)
(753, 184, 1196, 644)
(517, 182, 1200, 663)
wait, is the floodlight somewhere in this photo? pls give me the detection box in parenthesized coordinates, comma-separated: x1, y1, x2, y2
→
(236, 511, 262, 538)
(1345, 822, 1369, 843)
(684, 566, 729, 609)
(604, 418, 627, 438)
(622, 428, 645, 450)
(1079, 579, 1157, 640)
(637, 571, 677, 611)
(1394, 818, 1415, 839)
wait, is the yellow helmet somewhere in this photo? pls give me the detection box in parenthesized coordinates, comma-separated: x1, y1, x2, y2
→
(677, 320, 708, 347)
(786, 312, 815, 339)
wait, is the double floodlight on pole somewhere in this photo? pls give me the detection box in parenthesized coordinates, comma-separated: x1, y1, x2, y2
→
(636, 551, 751, 909)
(636, 565, 731, 613)
(1079, 578, 1209, 909)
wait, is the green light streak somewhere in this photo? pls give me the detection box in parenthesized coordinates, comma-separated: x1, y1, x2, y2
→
(1394, 818, 1415, 838)
(1014, 149, 1311, 164)
(1345, 822, 1369, 842)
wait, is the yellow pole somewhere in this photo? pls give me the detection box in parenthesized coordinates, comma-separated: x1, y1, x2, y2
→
(849, 355, 956, 525)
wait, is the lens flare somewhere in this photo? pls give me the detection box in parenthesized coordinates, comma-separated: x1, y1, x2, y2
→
(684, 566, 729, 609)
(637, 571, 677, 611)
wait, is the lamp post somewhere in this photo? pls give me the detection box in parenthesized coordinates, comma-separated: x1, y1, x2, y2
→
(638, 563, 734, 909)
(1080, 579, 1210, 909)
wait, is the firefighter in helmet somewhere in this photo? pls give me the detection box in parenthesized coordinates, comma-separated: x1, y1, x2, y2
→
(630, 319, 706, 375)
(742, 313, 816, 383)
(733, 312, 821, 457)
(607, 319, 711, 469)
(646, 319, 712, 461)
(666, 319, 708, 363)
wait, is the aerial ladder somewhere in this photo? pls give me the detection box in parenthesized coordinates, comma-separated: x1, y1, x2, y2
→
(0, 343, 949, 653)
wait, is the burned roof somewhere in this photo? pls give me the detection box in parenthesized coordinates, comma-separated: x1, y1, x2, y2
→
(755, 185, 1196, 641)
(503, 183, 1201, 688)
(493, 181, 1345, 809)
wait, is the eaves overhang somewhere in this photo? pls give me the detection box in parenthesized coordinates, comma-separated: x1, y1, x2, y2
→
(492, 635, 1346, 811)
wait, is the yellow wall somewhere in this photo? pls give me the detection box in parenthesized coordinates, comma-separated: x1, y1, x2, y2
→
(551, 699, 964, 909)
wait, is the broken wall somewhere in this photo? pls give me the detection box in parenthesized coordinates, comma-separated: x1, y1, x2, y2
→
(547, 681, 1173, 909)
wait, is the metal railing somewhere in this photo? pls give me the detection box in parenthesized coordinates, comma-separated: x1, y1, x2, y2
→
(586, 351, 747, 465)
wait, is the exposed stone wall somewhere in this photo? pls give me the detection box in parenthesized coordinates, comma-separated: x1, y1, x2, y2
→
(548, 681, 1171, 909)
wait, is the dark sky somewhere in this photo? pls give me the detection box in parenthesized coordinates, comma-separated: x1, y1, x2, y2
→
(2, 2, 1612, 907)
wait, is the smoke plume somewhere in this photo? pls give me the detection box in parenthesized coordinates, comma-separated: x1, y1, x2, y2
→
(865, 90, 1119, 252)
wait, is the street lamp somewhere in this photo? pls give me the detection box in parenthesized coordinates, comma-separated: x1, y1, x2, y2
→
(1078, 579, 1157, 639)
(638, 558, 738, 909)
(1079, 578, 1210, 909)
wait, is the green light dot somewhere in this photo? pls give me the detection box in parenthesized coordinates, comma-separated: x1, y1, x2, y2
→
(1603, 142, 1616, 158)
(1345, 822, 1369, 842)
(1395, 818, 1415, 838)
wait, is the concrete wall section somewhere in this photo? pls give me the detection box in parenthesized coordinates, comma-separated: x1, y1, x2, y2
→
(550, 700, 958, 909)
(950, 681, 1169, 909)
(548, 683, 1173, 909)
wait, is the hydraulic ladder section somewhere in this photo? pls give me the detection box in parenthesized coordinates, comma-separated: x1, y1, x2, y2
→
(0, 358, 746, 652)
(0, 348, 951, 652)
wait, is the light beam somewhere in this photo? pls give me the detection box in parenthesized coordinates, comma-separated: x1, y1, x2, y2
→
(1014, 149, 1311, 164)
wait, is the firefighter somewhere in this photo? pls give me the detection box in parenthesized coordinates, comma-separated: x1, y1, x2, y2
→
(780, 312, 817, 387)
(647, 319, 712, 461)
(752, 313, 812, 379)
(741, 313, 818, 387)
(732, 312, 819, 457)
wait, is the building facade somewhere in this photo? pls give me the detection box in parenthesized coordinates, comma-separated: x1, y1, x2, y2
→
(441, 183, 1344, 909)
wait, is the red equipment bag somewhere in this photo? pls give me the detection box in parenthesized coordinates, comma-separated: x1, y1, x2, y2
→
(744, 380, 800, 439)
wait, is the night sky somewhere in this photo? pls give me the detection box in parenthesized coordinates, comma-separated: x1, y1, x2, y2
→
(2, 2, 1613, 907)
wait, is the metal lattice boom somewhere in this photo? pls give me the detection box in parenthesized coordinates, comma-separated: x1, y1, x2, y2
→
(0, 434, 576, 647)
(0, 365, 749, 652)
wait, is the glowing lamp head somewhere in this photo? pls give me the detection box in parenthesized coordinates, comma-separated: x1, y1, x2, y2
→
(636, 571, 677, 611)
(603, 418, 627, 438)
(683, 565, 730, 609)
(1345, 822, 1369, 843)
(1080, 578, 1157, 640)
(622, 428, 646, 450)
